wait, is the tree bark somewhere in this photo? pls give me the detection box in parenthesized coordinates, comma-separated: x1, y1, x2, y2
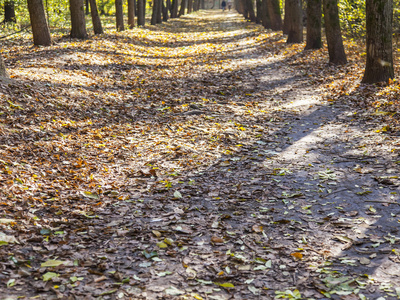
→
(267, 0, 282, 30)
(256, 0, 262, 24)
(286, 0, 302, 43)
(137, 0, 145, 25)
(362, 0, 393, 83)
(171, 0, 179, 18)
(89, 0, 103, 34)
(305, 0, 322, 49)
(283, 0, 289, 34)
(27, 0, 52, 45)
(188, 0, 193, 13)
(244, 0, 256, 22)
(156, 0, 162, 23)
(179, 0, 187, 16)
(151, 0, 158, 24)
(3, 1, 16, 23)
(70, 0, 88, 39)
(261, 0, 271, 28)
(115, 0, 124, 31)
(323, 0, 347, 64)
(85, 0, 90, 14)
(163, 0, 169, 21)
(0, 54, 8, 78)
(128, 0, 135, 28)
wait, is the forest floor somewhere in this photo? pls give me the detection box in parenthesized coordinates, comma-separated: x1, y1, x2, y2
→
(1, 9, 400, 300)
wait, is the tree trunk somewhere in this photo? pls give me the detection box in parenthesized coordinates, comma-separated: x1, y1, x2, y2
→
(283, 0, 289, 34)
(27, 0, 52, 45)
(0, 55, 8, 78)
(188, 0, 193, 13)
(115, 0, 124, 31)
(362, 0, 393, 83)
(305, 0, 322, 49)
(156, 0, 162, 23)
(85, 0, 90, 14)
(193, 0, 199, 11)
(286, 0, 302, 43)
(128, 0, 135, 28)
(268, 0, 282, 30)
(171, 0, 179, 18)
(151, 0, 157, 24)
(179, 0, 187, 16)
(163, 0, 169, 21)
(89, 0, 103, 34)
(323, 0, 347, 64)
(256, 0, 262, 24)
(245, 0, 256, 22)
(236, 0, 244, 15)
(201, 0, 205, 9)
(137, 0, 145, 25)
(3, 1, 16, 23)
(261, 0, 271, 28)
(70, 0, 88, 39)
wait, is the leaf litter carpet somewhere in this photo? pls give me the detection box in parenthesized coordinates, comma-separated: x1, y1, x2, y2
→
(1, 10, 400, 300)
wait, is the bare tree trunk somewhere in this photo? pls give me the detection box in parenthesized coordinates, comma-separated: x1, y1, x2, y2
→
(151, 0, 157, 24)
(245, 0, 256, 22)
(286, 0, 302, 43)
(283, 0, 289, 34)
(27, 0, 52, 45)
(179, 0, 187, 16)
(171, 0, 179, 17)
(115, 0, 124, 31)
(323, 0, 347, 64)
(3, 1, 16, 23)
(188, 0, 193, 13)
(268, 0, 282, 30)
(305, 0, 321, 49)
(261, 0, 271, 28)
(89, 0, 103, 34)
(85, 0, 90, 14)
(70, 0, 88, 39)
(0, 55, 8, 78)
(156, 0, 162, 22)
(137, 0, 145, 25)
(256, 0, 262, 24)
(128, 0, 135, 28)
(362, 0, 393, 83)
(163, 0, 169, 21)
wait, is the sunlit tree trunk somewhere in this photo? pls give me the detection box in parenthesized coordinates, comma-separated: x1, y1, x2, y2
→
(3, 1, 16, 23)
(115, 0, 124, 30)
(268, 0, 282, 30)
(0, 54, 7, 78)
(188, 0, 193, 13)
(362, 0, 393, 83)
(138, 0, 145, 25)
(286, 0, 302, 43)
(89, 0, 103, 34)
(70, 0, 88, 39)
(128, 0, 135, 28)
(179, 0, 187, 16)
(27, 0, 52, 45)
(305, 0, 322, 49)
(323, 0, 347, 64)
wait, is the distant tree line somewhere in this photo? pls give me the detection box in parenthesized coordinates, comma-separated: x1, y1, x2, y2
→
(0, 0, 397, 83)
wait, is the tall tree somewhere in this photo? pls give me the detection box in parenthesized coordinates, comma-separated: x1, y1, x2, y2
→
(27, 0, 52, 46)
(283, 0, 289, 34)
(3, 1, 16, 23)
(137, 0, 145, 25)
(244, 0, 256, 22)
(128, 0, 135, 28)
(156, 0, 163, 23)
(70, 0, 88, 39)
(305, 0, 322, 49)
(268, 0, 282, 30)
(179, 0, 187, 16)
(286, 0, 302, 43)
(256, 0, 262, 24)
(115, 0, 124, 31)
(89, 0, 104, 34)
(163, 0, 170, 21)
(362, 0, 394, 83)
(323, 0, 346, 64)
(0, 54, 7, 78)
(151, 0, 159, 24)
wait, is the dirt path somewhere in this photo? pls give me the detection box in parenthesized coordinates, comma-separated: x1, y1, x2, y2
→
(1, 10, 400, 300)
